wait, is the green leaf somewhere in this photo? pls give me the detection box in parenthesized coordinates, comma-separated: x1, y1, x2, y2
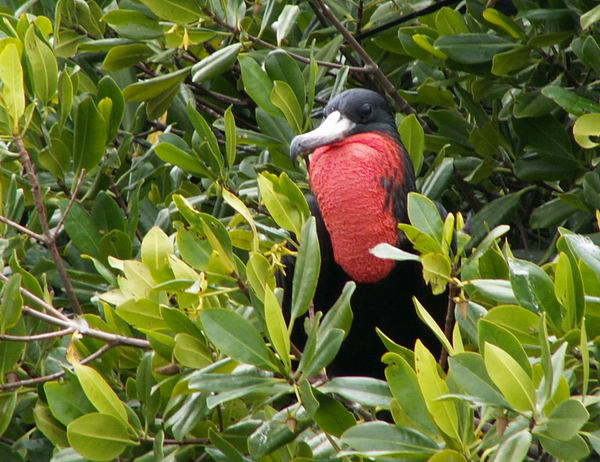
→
(67, 413, 135, 461)
(173, 333, 212, 369)
(447, 353, 510, 407)
(271, 80, 303, 133)
(407, 192, 444, 242)
(192, 43, 242, 83)
(478, 319, 531, 376)
(483, 343, 535, 412)
(33, 402, 69, 448)
(434, 33, 517, 64)
(291, 217, 321, 320)
(57, 70, 73, 128)
(536, 432, 590, 461)
(494, 430, 532, 462)
(0, 43, 25, 132)
(124, 67, 190, 102)
(0, 274, 22, 333)
(319, 377, 392, 407)
(313, 390, 356, 437)
(224, 105, 237, 167)
(581, 4, 600, 29)
(574, 113, 600, 149)
(320, 281, 355, 338)
(301, 328, 344, 378)
(141, 226, 173, 274)
(187, 103, 223, 174)
(154, 142, 213, 178)
(435, 7, 469, 35)
(492, 46, 530, 76)
(246, 252, 275, 300)
(73, 97, 107, 172)
(44, 380, 95, 426)
(484, 305, 539, 344)
(414, 341, 460, 440)
(238, 55, 282, 117)
(545, 398, 589, 441)
(73, 364, 128, 424)
(420, 253, 452, 295)
(63, 202, 103, 259)
(509, 257, 562, 326)
(139, 0, 202, 23)
(542, 86, 600, 116)
(399, 114, 424, 175)
(24, 25, 58, 104)
(414, 297, 452, 354)
(384, 352, 438, 435)
(264, 286, 291, 371)
(265, 50, 305, 109)
(200, 309, 276, 371)
(0, 391, 17, 436)
(209, 428, 244, 462)
(341, 422, 438, 458)
(483, 8, 525, 39)
(222, 188, 258, 252)
(276, 4, 300, 45)
(102, 43, 153, 71)
(370, 243, 420, 262)
(97, 76, 125, 143)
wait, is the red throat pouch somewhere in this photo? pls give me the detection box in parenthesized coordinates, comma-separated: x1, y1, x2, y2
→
(309, 132, 407, 283)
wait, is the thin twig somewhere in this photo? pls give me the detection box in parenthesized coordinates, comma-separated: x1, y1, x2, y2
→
(0, 343, 116, 391)
(53, 170, 86, 240)
(310, 0, 415, 115)
(0, 215, 46, 243)
(356, 0, 460, 41)
(0, 327, 75, 342)
(202, 7, 372, 74)
(22, 306, 151, 349)
(13, 135, 83, 315)
(438, 285, 457, 369)
(139, 437, 209, 446)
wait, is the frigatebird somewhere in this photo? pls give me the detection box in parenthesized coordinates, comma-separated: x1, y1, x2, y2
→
(287, 88, 445, 377)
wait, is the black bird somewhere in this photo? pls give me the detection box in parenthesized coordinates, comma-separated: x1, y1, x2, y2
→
(287, 88, 445, 377)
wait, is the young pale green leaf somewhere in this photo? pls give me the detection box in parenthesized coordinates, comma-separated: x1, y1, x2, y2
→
(24, 25, 58, 104)
(200, 308, 276, 371)
(291, 217, 321, 320)
(264, 286, 291, 371)
(271, 80, 303, 133)
(414, 297, 453, 354)
(239, 55, 282, 117)
(483, 343, 536, 412)
(494, 429, 532, 462)
(341, 421, 439, 458)
(246, 252, 275, 300)
(370, 243, 420, 262)
(141, 226, 173, 273)
(265, 51, 305, 109)
(478, 319, 531, 376)
(173, 333, 212, 369)
(0, 43, 24, 132)
(257, 172, 309, 237)
(192, 43, 241, 83)
(73, 364, 128, 424)
(0, 274, 22, 333)
(447, 353, 510, 407)
(313, 390, 357, 437)
(222, 189, 258, 252)
(384, 352, 438, 435)
(420, 253, 452, 295)
(224, 105, 237, 167)
(483, 8, 526, 39)
(399, 114, 424, 175)
(67, 413, 135, 461)
(139, 0, 202, 23)
(573, 113, 600, 148)
(44, 380, 95, 426)
(545, 398, 589, 441)
(73, 97, 107, 172)
(398, 224, 443, 254)
(276, 4, 300, 45)
(97, 76, 125, 142)
(581, 3, 600, 29)
(414, 341, 460, 440)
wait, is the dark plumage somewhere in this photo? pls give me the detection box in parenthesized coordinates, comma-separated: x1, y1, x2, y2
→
(287, 89, 445, 377)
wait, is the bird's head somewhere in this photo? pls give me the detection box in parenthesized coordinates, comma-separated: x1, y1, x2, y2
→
(290, 88, 397, 160)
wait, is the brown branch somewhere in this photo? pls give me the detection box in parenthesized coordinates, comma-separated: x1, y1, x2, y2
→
(0, 327, 75, 342)
(201, 7, 372, 74)
(0, 343, 116, 391)
(310, 0, 416, 115)
(13, 135, 83, 315)
(356, 0, 460, 41)
(0, 214, 46, 243)
(53, 170, 86, 240)
(22, 306, 151, 349)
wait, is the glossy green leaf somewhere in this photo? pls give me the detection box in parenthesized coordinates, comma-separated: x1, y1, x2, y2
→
(483, 8, 525, 39)
(0, 43, 24, 131)
(483, 343, 535, 412)
(581, 4, 600, 29)
(200, 308, 276, 370)
(276, 4, 300, 45)
(478, 319, 531, 376)
(73, 364, 128, 423)
(44, 380, 95, 426)
(265, 50, 305, 109)
(264, 286, 290, 370)
(494, 429, 532, 462)
(63, 202, 103, 259)
(536, 432, 590, 461)
(542, 86, 600, 116)
(399, 114, 424, 175)
(102, 43, 153, 71)
(24, 25, 58, 104)
(124, 68, 189, 102)
(67, 413, 135, 461)
(33, 402, 69, 448)
(271, 80, 303, 133)
(291, 217, 320, 319)
(224, 105, 237, 167)
(407, 192, 444, 242)
(313, 390, 356, 437)
(319, 377, 392, 407)
(139, 0, 202, 23)
(0, 274, 22, 333)
(154, 142, 213, 178)
(73, 97, 106, 172)
(435, 7, 469, 35)
(484, 305, 539, 344)
(192, 43, 241, 83)
(574, 113, 600, 148)
(435, 33, 517, 64)
(238, 55, 282, 117)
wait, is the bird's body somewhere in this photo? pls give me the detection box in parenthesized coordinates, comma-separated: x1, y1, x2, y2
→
(288, 89, 445, 377)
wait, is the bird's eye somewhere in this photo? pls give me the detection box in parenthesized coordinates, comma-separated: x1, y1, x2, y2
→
(359, 103, 372, 120)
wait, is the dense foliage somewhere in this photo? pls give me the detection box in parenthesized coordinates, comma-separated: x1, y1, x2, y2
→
(1, 0, 600, 460)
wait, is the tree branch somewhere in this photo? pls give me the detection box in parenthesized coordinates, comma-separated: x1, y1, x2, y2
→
(0, 327, 75, 342)
(13, 135, 83, 315)
(0, 342, 116, 390)
(0, 214, 46, 243)
(356, 0, 460, 41)
(53, 170, 86, 240)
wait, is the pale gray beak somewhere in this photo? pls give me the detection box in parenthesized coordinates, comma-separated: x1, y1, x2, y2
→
(290, 110, 356, 160)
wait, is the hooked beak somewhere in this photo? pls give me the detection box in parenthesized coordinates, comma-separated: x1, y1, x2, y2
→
(290, 110, 356, 160)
